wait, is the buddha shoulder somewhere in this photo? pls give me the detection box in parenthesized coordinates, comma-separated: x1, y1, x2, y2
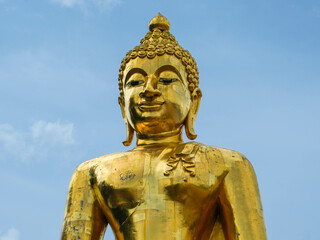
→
(72, 152, 129, 178)
(195, 143, 251, 168)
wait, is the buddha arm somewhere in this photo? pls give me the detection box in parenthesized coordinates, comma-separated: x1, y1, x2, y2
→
(61, 165, 107, 240)
(219, 152, 267, 240)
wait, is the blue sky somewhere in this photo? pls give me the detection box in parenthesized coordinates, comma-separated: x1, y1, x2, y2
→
(0, 0, 319, 239)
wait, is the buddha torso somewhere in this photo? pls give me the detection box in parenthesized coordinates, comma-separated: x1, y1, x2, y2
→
(62, 141, 266, 240)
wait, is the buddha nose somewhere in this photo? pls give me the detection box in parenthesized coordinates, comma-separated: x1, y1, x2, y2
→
(139, 76, 161, 99)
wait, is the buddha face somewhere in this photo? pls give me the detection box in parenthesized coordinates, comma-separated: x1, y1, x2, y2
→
(121, 55, 191, 135)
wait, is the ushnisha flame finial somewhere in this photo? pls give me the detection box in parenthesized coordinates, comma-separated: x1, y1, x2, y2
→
(149, 13, 170, 31)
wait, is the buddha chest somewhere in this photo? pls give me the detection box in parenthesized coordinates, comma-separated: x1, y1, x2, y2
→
(91, 143, 229, 239)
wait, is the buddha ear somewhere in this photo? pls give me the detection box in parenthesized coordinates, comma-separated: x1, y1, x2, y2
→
(185, 88, 202, 140)
(118, 96, 134, 146)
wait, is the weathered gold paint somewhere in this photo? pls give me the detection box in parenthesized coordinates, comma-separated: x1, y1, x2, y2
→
(61, 13, 267, 240)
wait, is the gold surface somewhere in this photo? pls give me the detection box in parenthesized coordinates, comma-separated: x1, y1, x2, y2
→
(61, 14, 267, 240)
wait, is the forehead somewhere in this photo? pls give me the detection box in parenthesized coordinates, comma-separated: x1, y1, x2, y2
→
(123, 55, 187, 80)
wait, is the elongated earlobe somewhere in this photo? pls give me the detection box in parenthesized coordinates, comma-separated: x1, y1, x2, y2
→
(118, 97, 134, 146)
(185, 113, 197, 140)
(123, 121, 134, 146)
(185, 88, 202, 140)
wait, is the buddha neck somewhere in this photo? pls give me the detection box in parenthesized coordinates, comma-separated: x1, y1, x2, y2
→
(136, 127, 183, 147)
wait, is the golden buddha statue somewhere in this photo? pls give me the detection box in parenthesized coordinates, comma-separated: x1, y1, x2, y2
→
(61, 13, 267, 240)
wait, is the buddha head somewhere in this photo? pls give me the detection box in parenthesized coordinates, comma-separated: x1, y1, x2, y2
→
(118, 13, 202, 146)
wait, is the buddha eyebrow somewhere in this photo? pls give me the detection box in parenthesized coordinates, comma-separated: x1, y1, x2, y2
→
(125, 68, 147, 84)
(155, 65, 184, 84)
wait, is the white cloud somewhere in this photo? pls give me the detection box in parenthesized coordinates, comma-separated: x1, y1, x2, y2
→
(51, 0, 122, 10)
(0, 121, 75, 162)
(0, 228, 20, 240)
(0, 124, 25, 151)
(51, 0, 83, 8)
(31, 121, 74, 145)
(0, 124, 34, 161)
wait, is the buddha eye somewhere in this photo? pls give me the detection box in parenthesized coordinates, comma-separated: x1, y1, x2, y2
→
(159, 78, 179, 85)
(127, 80, 144, 87)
